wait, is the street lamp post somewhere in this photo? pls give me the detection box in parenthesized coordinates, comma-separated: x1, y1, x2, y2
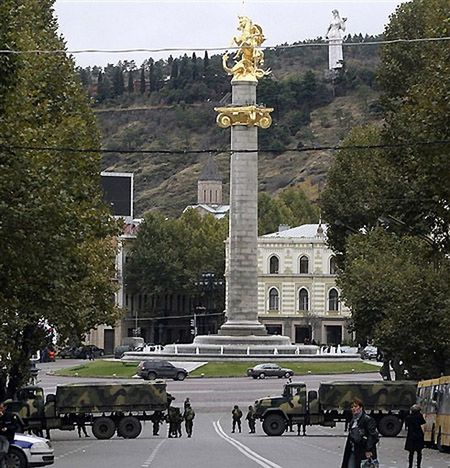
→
(193, 272, 225, 337)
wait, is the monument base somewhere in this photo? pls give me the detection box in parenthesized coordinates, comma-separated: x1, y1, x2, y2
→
(217, 320, 268, 337)
(193, 332, 291, 347)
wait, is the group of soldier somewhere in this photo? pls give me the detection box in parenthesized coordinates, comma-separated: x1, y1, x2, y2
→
(231, 405, 256, 434)
(151, 398, 196, 438)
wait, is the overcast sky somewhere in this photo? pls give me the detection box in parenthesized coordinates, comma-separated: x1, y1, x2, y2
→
(54, 0, 407, 68)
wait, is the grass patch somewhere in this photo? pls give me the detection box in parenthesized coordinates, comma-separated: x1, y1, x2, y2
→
(55, 360, 377, 379)
(55, 361, 139, 378)
(190, 361, 378, 378)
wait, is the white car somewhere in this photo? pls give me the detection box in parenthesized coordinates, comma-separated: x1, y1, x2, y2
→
(6, 433, 54, 468)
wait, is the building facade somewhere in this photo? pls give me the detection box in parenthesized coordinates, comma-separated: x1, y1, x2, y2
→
(256, 223, 351, 345)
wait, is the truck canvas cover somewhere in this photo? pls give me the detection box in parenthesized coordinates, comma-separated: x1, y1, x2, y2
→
(55, 381, 168, 413)
(318, 381, 417, 411)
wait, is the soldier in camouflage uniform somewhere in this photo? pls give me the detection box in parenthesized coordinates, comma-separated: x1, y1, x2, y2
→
(183, 403, 195, 438)
(245, 406, 256, 434)
(231, 405, 242, 433)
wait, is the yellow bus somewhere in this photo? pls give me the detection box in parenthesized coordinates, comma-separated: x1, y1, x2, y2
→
(417, 375, 450, 452)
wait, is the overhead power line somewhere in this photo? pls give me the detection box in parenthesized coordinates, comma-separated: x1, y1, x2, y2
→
(0, 36, 449, 56)
(1, 140, 449, 155)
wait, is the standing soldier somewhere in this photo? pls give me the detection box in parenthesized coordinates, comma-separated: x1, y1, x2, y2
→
(183, 403, 195, 438)
(151, 410, 163, 436)
(245, 405, 256, 433)
(167, 406, 177, 438)
(231, 405, 243, 433)
(175, 407, 183, 438)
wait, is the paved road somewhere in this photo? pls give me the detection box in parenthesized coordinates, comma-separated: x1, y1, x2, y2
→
(37, 361, 450, 468)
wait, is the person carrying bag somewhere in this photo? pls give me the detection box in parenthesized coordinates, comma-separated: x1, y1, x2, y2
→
(341, 398, 380, 468)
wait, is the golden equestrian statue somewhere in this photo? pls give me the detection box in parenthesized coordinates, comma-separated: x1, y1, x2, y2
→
(222, 16, 271, 82)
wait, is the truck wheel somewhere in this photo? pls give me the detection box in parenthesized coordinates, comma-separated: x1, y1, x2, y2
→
(284, 372, 291, 378)
(5, 448, 27, 468)
(259, 373, 266, 379)
(92, 417, 116, 439)
(147, 372, 157, 380)
(118, 416, 142, 439)
(176, 372, 186, 381)
(378, 415, 402, 437)
(262, 414, 286, 436)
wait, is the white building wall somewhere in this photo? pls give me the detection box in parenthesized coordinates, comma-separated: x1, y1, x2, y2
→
(257, 225, 350, 344)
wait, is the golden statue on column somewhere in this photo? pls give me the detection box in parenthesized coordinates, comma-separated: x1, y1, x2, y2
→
(222, 16, 270, 82)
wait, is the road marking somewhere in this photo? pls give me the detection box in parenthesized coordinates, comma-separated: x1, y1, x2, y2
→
(213, 420, 282, 468)
(54, 442, 94, 460)
(141, 439, 165, 467)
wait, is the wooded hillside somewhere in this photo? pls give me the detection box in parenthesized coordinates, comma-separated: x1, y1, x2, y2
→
(78, 35, 383, 217)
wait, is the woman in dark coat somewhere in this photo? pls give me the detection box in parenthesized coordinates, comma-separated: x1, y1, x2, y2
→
(405, 404, 426, 468)
(341, 398, 379, 468)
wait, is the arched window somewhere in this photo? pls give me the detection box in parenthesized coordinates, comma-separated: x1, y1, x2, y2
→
(330, 256, 337, 275)
(328, 288, 339, 311)
(269, 255, 279, 274)
(299, 255, 309, 274)
(299, 288, 309, 311)
(269, 288, 279, 311)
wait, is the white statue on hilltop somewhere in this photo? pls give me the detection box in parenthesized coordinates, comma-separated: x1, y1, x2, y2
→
(326, 9, 347, 70)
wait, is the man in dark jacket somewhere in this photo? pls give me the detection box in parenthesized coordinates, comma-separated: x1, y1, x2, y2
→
(405, 404, 426, 468)
(341, 398, 379, 468)
(0, 403, 22, 467)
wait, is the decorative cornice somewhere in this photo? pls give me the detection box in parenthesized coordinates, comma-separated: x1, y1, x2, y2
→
(214, 105, 273, 129)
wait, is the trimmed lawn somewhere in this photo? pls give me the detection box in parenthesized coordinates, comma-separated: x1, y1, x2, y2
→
(190, 361, 378, 377)
(55, 361, 139, 378)
(55, 360, 377, 379)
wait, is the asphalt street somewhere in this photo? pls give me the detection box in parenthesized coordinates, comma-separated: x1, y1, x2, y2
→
(37, 361, 450, 468)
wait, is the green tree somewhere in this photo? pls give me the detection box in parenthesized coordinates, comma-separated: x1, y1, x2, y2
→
(140, 65, 146, 94)
(258, 193, 290, 235)
(0, 0, 120, 397)
(112, 65, 125, 96)
(127, 70, 134, 93)
(125, 210, 227, 312)
(279, 186, 319, 226)
(320, 0, 450, 379)
(339, 230, 450, 379)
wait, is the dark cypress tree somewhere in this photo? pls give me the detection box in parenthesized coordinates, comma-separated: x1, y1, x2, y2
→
(112, 66, 125, 96)
(203, 50, 209, 79)
(127, 70, 134, 93)
(96, 71, 112, 102)
(191, 52, 198, 81)
(148, 60, 155, 93)
(139, 66, 146, 94)
(170, 58, 179, 89)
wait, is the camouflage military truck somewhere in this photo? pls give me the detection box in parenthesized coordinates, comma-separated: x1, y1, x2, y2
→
(6, 381, 171, 439)
(254, 380, 417, 437)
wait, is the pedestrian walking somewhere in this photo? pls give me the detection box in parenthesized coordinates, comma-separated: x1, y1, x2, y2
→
(341, 398, 379, 468)
(183, 403, 195, 438)
(245, 405, 256, 433)
(405, 404, 426, 468)
(231, 405, 242, 433)
(183, 397, 190, 410)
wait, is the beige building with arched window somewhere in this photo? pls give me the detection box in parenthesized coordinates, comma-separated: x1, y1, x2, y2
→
(256, 223, 351, 345)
